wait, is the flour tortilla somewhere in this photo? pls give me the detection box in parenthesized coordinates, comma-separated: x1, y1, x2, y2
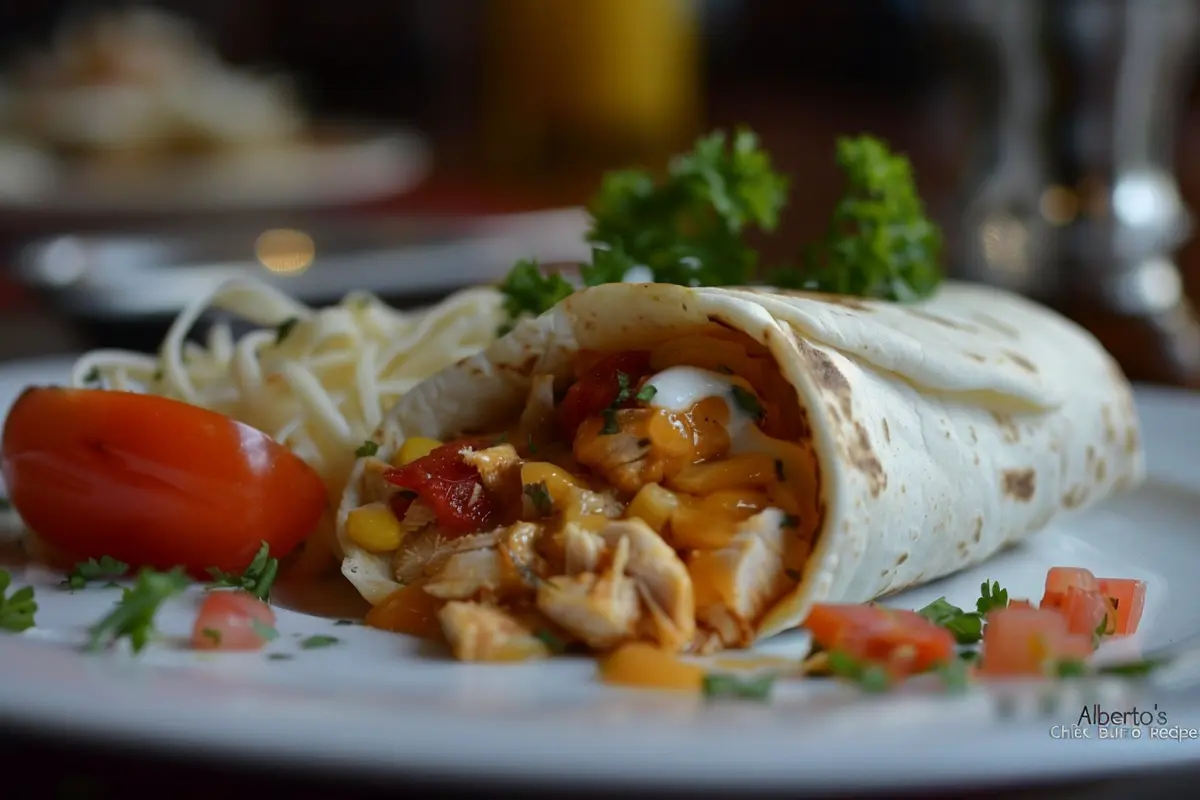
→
(337, 281, 1145, 640)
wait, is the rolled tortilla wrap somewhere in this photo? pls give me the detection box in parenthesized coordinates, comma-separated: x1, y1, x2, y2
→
(338, 281, 1144, 653)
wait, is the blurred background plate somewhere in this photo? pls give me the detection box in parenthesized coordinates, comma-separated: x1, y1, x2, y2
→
(0, 122, 431, 216)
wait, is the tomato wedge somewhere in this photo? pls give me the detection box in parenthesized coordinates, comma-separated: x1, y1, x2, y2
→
(804, 603, 956, 676)
(191, 590, 277, 651)
(978, 607, 1093, 677)
(1040, 566, 1099, 610)
(1, 388, 327, 577)
(383, 439, 499, 535)
(1096, 578, 1146, 635)
(556, 350, 653, 440)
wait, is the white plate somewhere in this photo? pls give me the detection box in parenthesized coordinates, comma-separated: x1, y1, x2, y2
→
(1, 355, 1200, 793)
(0, 123, 429, 216)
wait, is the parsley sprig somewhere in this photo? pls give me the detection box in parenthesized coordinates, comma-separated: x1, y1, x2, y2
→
(207, 541, 279, 601)
(0, 570, 36, 632)
(87, 566, 188, 653)
(64, 556, 129, 590)
(497, 130, 942, 327)
(918, 580, 1011, 645)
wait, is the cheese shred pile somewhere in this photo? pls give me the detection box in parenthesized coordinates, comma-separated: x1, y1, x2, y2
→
(70, 276, 505, 573)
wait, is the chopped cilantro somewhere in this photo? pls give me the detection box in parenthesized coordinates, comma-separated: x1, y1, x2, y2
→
(918, 597, 984, 645)
(702, 672, 775, 701)
(936, 658, 971, 693)
(730, 385, 764, 420)
(1097, 658, 1166, 677)
(207, 541, 279, 601)
(64, 556, 129, 590)
(86, 567, 188, 653)
(0, 570, 36, 632)
(355, 440, 380, 458)
(299, 635, 339, 650)
(82, 366, 101, 385)
(201, 627, 222, 645)
(534, 628, 566, 653)
(976, 580, 1009, 615)
(0, 495, 10, 511)
(1054, 659, 1089, 678)
(827, 650, 891, 693)
(251, 619, 279, 642)
(524, 481, 554, 516)
(600, 408, 620, 435)
(267, 653, 294, 661)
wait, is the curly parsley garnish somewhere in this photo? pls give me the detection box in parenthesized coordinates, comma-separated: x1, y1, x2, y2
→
(918, 580, 1010, 645)
(497, 260, 575, 332)
(87, 566, 188, 653)
(207, 541, 279, 601)
(773, 135, 942, 301)
(64, 556, 129, 590)
(976, 580, 1009, 615)
(702, 672, 776, 701)
(0, 570, 36, 632)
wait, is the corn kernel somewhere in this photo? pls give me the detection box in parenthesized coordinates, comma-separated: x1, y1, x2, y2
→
(625, 483, 680, 533)
(345, 501, 406, 553)
(393, 436, 442, 467)
(665, 453, 777, 494)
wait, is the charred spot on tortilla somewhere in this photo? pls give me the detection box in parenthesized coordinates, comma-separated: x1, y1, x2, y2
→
(881, 419, 891, 443)
(991, 412, 1020, 444)
(970, 311, 1020, 339)
(1101, 405, 1117, 443)
(896, 552, 908, 566)
(848, 421, 887, 497)
(1004, 350, 1038, 373)
(1124, 427, 1139, 456)
(793, 338, 853, 417)
(1061, 486, 1090, 509)
(1002, 468, 1036, 502)
(972, 517, 983, 543)
(1094, 459, 1107, 483)
(965, 352, 987, 363)
(904, 307, 978, 333)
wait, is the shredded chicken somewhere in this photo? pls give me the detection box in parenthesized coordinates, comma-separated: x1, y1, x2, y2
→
(423, 549, 503, 600)
(438, 601, 550, 662)
(497, 521, 549, 589)
(574, 424, 657, 495)
(536, 536, 640, 649)
(393, 529, 500, 584)
(595, 519, 695, 651)
(690, 508, 792, 648)
(561, 522, 606, 574)
(461, 444, 522, 496)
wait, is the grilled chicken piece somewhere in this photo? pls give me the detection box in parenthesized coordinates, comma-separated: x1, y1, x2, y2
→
(689, 508, 792, 648)
(438, 601, 550, 662)
(561, 522, 606, 574)
(497, 521, 549, 590)
(423, 549, 503, 600)
(574, 414, 660, 495)
(536, 535, 639, 648)
(392, 529, 500, 584)
(596, 519, 695, 651)
(461, 444, 523, 496)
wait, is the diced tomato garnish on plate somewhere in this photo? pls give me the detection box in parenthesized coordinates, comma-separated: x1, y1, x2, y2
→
(383, 439, 499, 536)
(804, 603, 957, 677)
(1008, 599, 1035, 610)
(1040, 566, 1099, 610)
(1096, 578, 1146, 635)
(978, 607, 1092, 677)
(1061, 586, 1117, 637)
(191, 590, 277, 651)
(557, 350, 653, 440)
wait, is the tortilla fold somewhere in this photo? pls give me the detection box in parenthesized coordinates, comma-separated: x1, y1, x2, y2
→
(337, 281, 1145, 641)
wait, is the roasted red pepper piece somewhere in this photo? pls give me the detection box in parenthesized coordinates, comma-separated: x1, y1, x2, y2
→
(383, 439, 498, 536)
(556, 350, 653, 440)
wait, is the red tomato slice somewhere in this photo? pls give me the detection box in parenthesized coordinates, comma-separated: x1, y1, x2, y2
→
(191, 590, 277, 651)
(1, 388, 327, 577)
(556, 350, 653, 441)
(1096, 578, 1146, 635)
(978, 607, 1093, 677)
(383, 439, 499, 535)
(804, 603, 956, 676)
(1061, 587, 1116, 638)
(1040, 566, 1099, 610)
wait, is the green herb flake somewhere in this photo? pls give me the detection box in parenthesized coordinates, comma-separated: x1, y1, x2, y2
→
(275, 317, 300, 344)
(0, 570, 37, 633)
(918, 597, 984, 645)
(524, 481, 554, 516)
(82, 367, 101, 385)
(251, 619, 280, 642)
(299, 635, 339, 650)
(827, 650, 893, 693)
(976, 580, 1009, 616)
(497, 259, 575, 326)
(701, 672, 775, 701)
(526, 434, 537, 454)
(635, 384, 658, 404)
(206, 541, 279, 601)
(534, 628, 566, 653)
(936, 658, 971, 693)
(86, 566, 188, 653)
(600, 409, 620, 435)
(63, 555, 129, 590)
(201, 627, 222, 645)
(355, 440, 380, 458)
(267, 653, 294, 661)
(730, 385, 764, 421)
(0, 496, 11, 511)
(1054, 659, 1089, 679)
(334, 619, 360, 626)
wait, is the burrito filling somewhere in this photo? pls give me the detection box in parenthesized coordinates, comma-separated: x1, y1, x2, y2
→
(346, 328, 821, 661)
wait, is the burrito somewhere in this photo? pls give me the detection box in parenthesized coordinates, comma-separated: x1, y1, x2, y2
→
(336, 281, 1145, 661)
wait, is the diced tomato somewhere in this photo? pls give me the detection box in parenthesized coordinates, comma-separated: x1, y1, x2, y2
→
(1097, 578, 1147, 635)
(383, 439, 499, 536)
(978, 607, 1093, 677)
(1040, 566, 1099, 610)
(191, 590, 277, 651)
(804, 603, 956, 677)
(1009, 599, 1035, 610)
(557, 350, 653, 440)
(1061, 587, 1116, 638)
